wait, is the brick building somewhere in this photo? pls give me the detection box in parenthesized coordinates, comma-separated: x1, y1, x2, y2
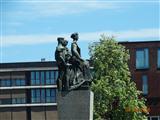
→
(120, 41, 160, 120)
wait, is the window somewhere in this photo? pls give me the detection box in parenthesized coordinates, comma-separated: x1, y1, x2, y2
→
(54, 71, 58, 83)
(35, 72, 40, 85)
(46, 71, 50, 84)
(41, 89, 45, 103)
(16, 79, 21, 86)
(31, 72, 35, 80)
(142, 75, 148, 95)
(31, 89, 56, 103)
(31, 90, 35, 102)
(41, 72, 45, 85)
(11, 79, 25, 86)
(31, 72, 36, 85)
(31, 89, 41, 103)
(0, 79, 11, 87)
(20, 79, 25, 86)
(0, 98, 11, 104)
(51, 71, 57, 84)
(148, 116, 160, 120)
(6, 80, 11, 86)
(12, 98, 26, 104)
(136, 48, 149, 69)
(151, 117, 158, 120)
(46, 89, 56, 103)
(16, 79, 25, 86)
(46, 71, 57, 85)
(31, 71, 57, 85)
(158, 48, 160, 68)
(50, 71, 54, 84)
(31, 72, 40, 85)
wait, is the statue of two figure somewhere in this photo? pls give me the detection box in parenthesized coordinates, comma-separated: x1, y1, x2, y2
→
(55, 33, 92, 91)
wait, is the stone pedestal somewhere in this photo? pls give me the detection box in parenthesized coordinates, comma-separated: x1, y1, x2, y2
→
(57, 90, 94, 120)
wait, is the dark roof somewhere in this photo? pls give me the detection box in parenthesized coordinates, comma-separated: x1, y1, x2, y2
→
(0, 61, 57, 69)
(119, 40, 160, 44)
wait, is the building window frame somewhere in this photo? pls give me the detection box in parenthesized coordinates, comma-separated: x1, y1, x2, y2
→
(0, 98, 12, 104)
(31, 89, 56, 103)
(45, 71, 58, 85)
(31, 71, 40, 85)
(0, 79, 11, 87)
(31, 89, 41, 103)
(40, 71, 45, 85)
(142, 75, 148, 95)
(148, 116, 160, 120)
(12, 98, 26, 104)
(46, 89, 56, 103)
(136, 48, 149, 69)
(157, 48, 160, 69)
(13, 79, 26, 86)
(31, 70, 58, 85)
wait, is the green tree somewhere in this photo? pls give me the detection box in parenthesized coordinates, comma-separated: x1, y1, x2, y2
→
(89, 36, 147, 120)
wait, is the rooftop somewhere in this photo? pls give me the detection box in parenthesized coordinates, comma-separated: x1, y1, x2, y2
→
(119, 40, 160, 44)
(0, 61, 57, 69)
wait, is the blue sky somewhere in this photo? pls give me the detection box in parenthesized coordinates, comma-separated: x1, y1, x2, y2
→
(1, 0, 160, 63)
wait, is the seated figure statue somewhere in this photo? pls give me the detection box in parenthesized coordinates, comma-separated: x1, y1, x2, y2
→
(70, 33, 92, 89)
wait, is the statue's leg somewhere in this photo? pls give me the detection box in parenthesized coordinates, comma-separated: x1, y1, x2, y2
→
(59, 70, 65, 91)
(57, 70, 61, 91)
(65, 68, 70, 90)
(57, 78, 62, 91)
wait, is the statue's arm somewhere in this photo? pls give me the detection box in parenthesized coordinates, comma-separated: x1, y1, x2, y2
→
(56, 46, 66, 66)
(59, 51, 66, 65)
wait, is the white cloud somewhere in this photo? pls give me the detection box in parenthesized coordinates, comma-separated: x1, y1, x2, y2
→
(1, 28, 159, 47)
(2, 1, 119, 30)
(116, 29, 160, 39)
(3, 1, 118, 19)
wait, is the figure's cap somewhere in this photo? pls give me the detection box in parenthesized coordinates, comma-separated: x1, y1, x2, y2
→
(70, 32, 78, 39)
(57, 37, 64, 42)
(57, 37, 64, 41)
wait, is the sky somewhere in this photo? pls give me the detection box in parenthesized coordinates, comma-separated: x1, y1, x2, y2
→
(0, 0, 160, 63)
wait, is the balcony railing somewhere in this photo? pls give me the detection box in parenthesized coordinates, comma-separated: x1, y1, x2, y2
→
(0, 85, 57, 90)
(0, 97, 56, 105)
(0, 103, 57, 108)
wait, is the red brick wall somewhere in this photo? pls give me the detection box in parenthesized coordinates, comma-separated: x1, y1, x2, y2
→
(120, 41, 160, 116)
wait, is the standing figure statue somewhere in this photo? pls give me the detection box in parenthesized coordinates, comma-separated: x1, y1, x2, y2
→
(55, 37, 71, 91)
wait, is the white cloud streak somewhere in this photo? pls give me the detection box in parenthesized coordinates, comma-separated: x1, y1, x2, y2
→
(2, 28, 159, 47)
(3, 1, 118, 19)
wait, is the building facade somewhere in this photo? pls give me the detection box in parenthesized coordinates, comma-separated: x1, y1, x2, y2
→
(120, 41, 160, 120)
(0, 62, 58, 120)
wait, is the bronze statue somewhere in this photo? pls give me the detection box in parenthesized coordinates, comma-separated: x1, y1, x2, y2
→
(55, 37, 71, 91)
(70, 33, 92, 85)
(55, 33, 92, 91)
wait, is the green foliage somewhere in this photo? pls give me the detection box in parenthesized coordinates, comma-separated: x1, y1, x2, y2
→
(89, 36, 147, 120)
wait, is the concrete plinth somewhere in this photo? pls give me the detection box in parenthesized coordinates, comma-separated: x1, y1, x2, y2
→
(57, 90, 94, 120)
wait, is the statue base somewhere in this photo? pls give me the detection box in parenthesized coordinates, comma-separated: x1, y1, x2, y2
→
(57, 90, 94, 120)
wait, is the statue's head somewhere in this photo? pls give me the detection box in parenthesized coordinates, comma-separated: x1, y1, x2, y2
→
(57, 37, 64, 44)
(71, 33, 79, 41)
(62, 39, 68, 47)
(57, 37, 68, 47)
